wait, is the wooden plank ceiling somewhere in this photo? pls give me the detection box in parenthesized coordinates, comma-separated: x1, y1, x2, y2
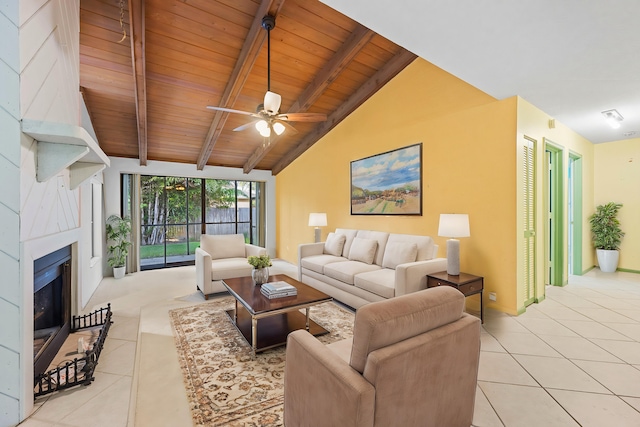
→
(80, 0, 416, 174)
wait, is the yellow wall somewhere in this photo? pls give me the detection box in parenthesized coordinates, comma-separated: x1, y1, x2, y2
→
(516, 98, 595, 307)
(594, 138, 640, 271)
(276, 58, 522, 314)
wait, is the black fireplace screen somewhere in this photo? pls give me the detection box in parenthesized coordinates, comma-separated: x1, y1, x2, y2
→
(33, 246, 71, 377)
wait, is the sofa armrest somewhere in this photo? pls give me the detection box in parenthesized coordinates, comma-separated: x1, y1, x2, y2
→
(299, 242, 325, 258)
(245, 244, 267, 257)
(394, 258, 447, 296)
(298, 242, 325, 280)
(195, 247, 211, 291)
(284, 330, 375, 427)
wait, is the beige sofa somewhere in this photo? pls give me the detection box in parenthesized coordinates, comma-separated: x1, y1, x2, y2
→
(284, 286, 481, 427)
(298, 228, 447, 308)
(195, 234, 267, 299)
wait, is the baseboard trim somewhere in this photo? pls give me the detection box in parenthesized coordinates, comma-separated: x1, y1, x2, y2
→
(616, 268, 640, 274)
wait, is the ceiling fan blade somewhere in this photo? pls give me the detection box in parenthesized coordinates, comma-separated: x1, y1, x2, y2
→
(206, 106, 256, 116)
(275, 119, 298, 135)
(233, 121, 258, 132)
(263, 91, 282, 115)
(275, 112, 327, 122)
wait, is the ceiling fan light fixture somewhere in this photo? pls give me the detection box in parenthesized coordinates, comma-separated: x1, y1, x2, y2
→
(255, 119, 271, 137)
(602, 109, 623, 129)
(273, 122, 285, 135)
(264, 91, 281, 115)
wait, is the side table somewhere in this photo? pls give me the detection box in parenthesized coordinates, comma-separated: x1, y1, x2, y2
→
(427, 271, 483, 323)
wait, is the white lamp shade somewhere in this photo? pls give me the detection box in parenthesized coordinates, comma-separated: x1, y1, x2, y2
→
(308, 212, 327, 227)
(264, 91, 282, 114)
(438, 214, 470, 238)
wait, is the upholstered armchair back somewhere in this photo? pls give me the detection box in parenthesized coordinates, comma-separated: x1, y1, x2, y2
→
(284, 286, 481, 427)
(351, 287, 480, 426)
(200, 234, 247, 259)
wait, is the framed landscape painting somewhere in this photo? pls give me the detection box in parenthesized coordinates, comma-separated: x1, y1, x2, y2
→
(350, 143, 422, 215)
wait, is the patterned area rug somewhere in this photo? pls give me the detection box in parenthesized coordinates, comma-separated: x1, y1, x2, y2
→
(169, 297, 355, 426)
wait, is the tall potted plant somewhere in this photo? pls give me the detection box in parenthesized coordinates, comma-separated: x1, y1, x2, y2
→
(589, 202, 624, 273)
(106, 214, 132, 279)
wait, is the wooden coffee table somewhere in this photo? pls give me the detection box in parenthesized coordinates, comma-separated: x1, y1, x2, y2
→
(222, 274, 332, 354)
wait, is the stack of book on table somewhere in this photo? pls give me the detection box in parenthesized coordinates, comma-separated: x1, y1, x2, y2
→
(261, 281, 298, 299)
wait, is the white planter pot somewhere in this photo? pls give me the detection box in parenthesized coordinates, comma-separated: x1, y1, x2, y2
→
(113, 266, 126, 279)
(596, 249, 619, 273)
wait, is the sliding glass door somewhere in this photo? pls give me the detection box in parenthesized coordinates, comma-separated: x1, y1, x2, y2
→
(137, 175, 264, 270)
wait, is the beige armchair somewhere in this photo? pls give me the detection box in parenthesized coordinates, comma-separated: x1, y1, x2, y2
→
(195, 234, 267, 299)
(284, 286, 481, 427)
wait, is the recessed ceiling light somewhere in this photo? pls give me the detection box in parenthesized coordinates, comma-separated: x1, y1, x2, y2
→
(601, 109, 624, 129)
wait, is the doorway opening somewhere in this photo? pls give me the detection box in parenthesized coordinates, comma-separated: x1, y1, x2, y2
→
(568, 153, 583, 275)
(545, 140, 564, 286)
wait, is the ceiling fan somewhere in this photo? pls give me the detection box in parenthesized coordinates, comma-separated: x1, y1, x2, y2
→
(206, 15, 327, 138)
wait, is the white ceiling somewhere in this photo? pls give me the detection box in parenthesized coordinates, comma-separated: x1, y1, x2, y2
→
(321, 0, 640, 143)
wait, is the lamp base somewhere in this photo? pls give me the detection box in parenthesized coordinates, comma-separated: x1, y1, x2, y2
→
(314, 227, 322, 243)
(446, 239, 460, 275)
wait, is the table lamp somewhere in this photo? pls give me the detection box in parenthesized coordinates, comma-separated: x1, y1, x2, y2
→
(308, 213, 327, 243)
(438, 214, 470, 275)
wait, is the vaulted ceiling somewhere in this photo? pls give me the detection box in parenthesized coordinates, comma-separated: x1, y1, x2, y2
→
(79, 0, 415, 174)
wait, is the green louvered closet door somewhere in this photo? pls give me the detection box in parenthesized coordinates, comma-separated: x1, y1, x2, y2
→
(523, 137, 536, 306)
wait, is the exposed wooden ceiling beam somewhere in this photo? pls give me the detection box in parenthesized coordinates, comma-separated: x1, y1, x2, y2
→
(196, 0, 286, 170)
(243, 24, 375, 173)
(271, 50, 417, 175)
(129, 0, 148, 165)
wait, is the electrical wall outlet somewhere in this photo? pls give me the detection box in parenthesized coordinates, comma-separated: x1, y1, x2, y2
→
(489, 292, 497, 302)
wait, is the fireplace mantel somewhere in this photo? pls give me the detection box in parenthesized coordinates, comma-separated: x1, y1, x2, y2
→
(21, 119, 110, 189)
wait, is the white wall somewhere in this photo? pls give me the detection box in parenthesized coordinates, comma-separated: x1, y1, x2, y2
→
(0, 1, 22, 424)
(103, 158, 278, 269)
(1, 1, 102, 424)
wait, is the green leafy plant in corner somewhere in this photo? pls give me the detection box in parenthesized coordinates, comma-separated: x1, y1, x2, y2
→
(247, 254, 272, 269)
(589, 202, 624, 251)
(106, 214, 132, 267)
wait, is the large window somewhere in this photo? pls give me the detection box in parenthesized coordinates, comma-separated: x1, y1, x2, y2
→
(137, 176, 264, 270)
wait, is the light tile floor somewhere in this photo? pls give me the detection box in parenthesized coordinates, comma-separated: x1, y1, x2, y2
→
(19, 265, 640, 426)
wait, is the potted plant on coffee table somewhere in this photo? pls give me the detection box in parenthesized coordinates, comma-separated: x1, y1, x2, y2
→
(589, 202, 624, 273)
(106, 214, 132, 279)
(248, 254, 272, 285)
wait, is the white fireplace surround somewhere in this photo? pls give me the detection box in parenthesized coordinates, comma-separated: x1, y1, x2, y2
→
(19, 228, 82, 419)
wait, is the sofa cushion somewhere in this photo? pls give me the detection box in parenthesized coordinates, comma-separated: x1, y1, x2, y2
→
(324, 261, 382, 285)
(387, 233, 436, 261)
(354, 268, 396, 299)
(382, 242, 418, 269)
(335, 228, 359, 257)
(348, 237, 378, 265)
(301, 254, 345, 274)
(324, 232, 346, 256)
(349, 286, 465, 373)
(209, 258, 253, 280)
(356, 230, 390, 265)
(201, 234, 245, 260)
